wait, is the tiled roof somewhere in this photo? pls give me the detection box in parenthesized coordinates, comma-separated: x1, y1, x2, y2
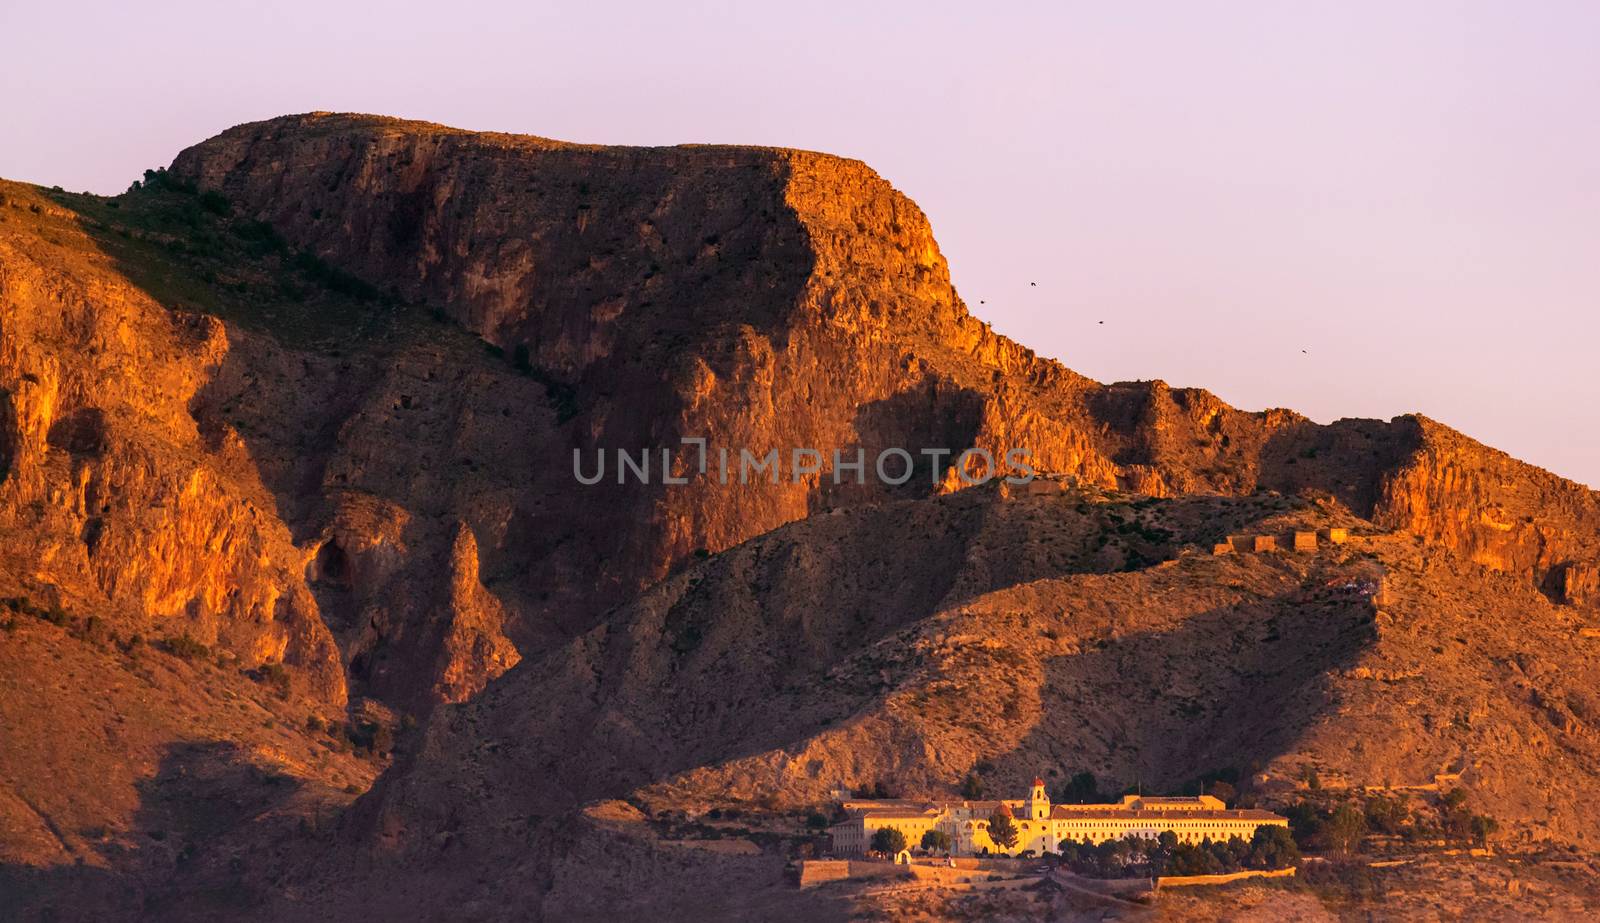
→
(1049, 806, 1284, 821)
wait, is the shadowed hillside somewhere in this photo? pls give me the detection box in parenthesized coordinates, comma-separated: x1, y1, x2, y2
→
(245, 486, 1600, 921)
(3, 115, 1600, 920)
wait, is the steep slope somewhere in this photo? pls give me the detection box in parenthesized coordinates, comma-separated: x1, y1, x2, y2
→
(0, 599, 381, 918)
(167, 113, 1600, 644)
(0, 182, 344, 701)
(8, 115, 1592, 723)
(5, 113, 1600, 919)
(0, 176, 543, 712)
(248, 486, 1600, 921)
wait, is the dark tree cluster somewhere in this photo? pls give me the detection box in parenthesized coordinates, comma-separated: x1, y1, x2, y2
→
(1057, 825, 1299, 879)
(1284, 788, 1496, 853)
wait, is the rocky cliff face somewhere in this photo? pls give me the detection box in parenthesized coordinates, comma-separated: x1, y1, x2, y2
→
(0, 184, 344, 701)
(1373, 417, 1600, 589)
(286, 487, 1600, 921)
(7, 113, 1600, 921)
(6, 113, 1596, 720)
(165, 115, 1600, 678)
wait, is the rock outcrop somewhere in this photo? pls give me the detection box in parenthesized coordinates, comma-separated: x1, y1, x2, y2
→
(8, 113, 1599, 715)
(0, 182, 344, 701)
(5, 113, 1600, 922)
(297, 488, 1600, 921)
(1373, 417, 1600, 591)
(164, 114, 1600, 670)
(1558, 561, 1598, 607)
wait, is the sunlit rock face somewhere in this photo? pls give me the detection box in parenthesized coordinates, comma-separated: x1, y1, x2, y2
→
(0, 193, 345, 702)
(1372, 417, 1600, 591)
(6, 116, 1600, 921)
(5, 115, 1596, 718)
(172, 115, 1599, 644)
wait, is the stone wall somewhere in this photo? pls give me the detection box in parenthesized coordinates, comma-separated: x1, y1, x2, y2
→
(1159, 867, 1297, 888)
(797, 859, 852, 888)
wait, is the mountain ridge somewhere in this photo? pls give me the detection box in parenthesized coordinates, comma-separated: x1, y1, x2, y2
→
(3, 114, 1599, 919)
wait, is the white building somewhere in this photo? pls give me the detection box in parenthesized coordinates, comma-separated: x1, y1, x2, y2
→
(830, 778, 1288, 857)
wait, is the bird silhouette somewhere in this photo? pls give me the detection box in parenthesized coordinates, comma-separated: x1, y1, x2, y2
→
(1030, 282, 1037, 287)
(1097, 321, 1104, 325)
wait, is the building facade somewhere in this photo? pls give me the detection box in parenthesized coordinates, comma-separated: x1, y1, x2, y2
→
(830, 779, 1288, 857)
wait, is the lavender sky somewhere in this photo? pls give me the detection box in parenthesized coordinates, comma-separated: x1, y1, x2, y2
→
(4, 1, 1597, 486)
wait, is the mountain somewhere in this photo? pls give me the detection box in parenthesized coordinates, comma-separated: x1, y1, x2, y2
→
(2, 114, 1599, 920)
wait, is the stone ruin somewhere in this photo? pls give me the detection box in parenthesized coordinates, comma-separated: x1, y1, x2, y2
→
(1215, 528, 1352, 556)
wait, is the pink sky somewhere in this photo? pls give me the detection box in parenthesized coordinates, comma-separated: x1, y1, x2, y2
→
(4, 1, 1597, 487)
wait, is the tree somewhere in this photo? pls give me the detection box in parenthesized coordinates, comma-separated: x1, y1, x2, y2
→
(988, 810, 1020, 851)
(1440, 791, 1475, 844)
(1364, 794, 1409, 835)
(1283, 800, 1323, 846)
(1324, 804, 1368, 854)
(1469, 814, 1498, 847)
(870, 827, 907, 856)
(1248, 824, 1300, 869)
(1057, 771, 1100, 804)
(1168, 842, 1218, 875)
(1301, 767, 1322, 790)
(920, 829, 952, 853)
(1207, 836, 1245, 872)
(961, 772, 986, 799)
(1058, 841, 1084, 868)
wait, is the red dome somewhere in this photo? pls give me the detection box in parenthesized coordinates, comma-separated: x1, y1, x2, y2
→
(1033, 777, 1045, 787)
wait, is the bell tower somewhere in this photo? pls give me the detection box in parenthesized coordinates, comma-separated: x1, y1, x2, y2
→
(1028, 776, 1049, 821)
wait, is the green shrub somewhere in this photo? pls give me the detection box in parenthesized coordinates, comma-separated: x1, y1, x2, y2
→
(871, 827, 908, 856)
(255, 662, 292, 698)
(198, 190, 230, 215)
(139, 168, 195, 194)
(163, 634, 209, 660)
(73, 614, 109, 645)
(345, 720, 393, 755)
